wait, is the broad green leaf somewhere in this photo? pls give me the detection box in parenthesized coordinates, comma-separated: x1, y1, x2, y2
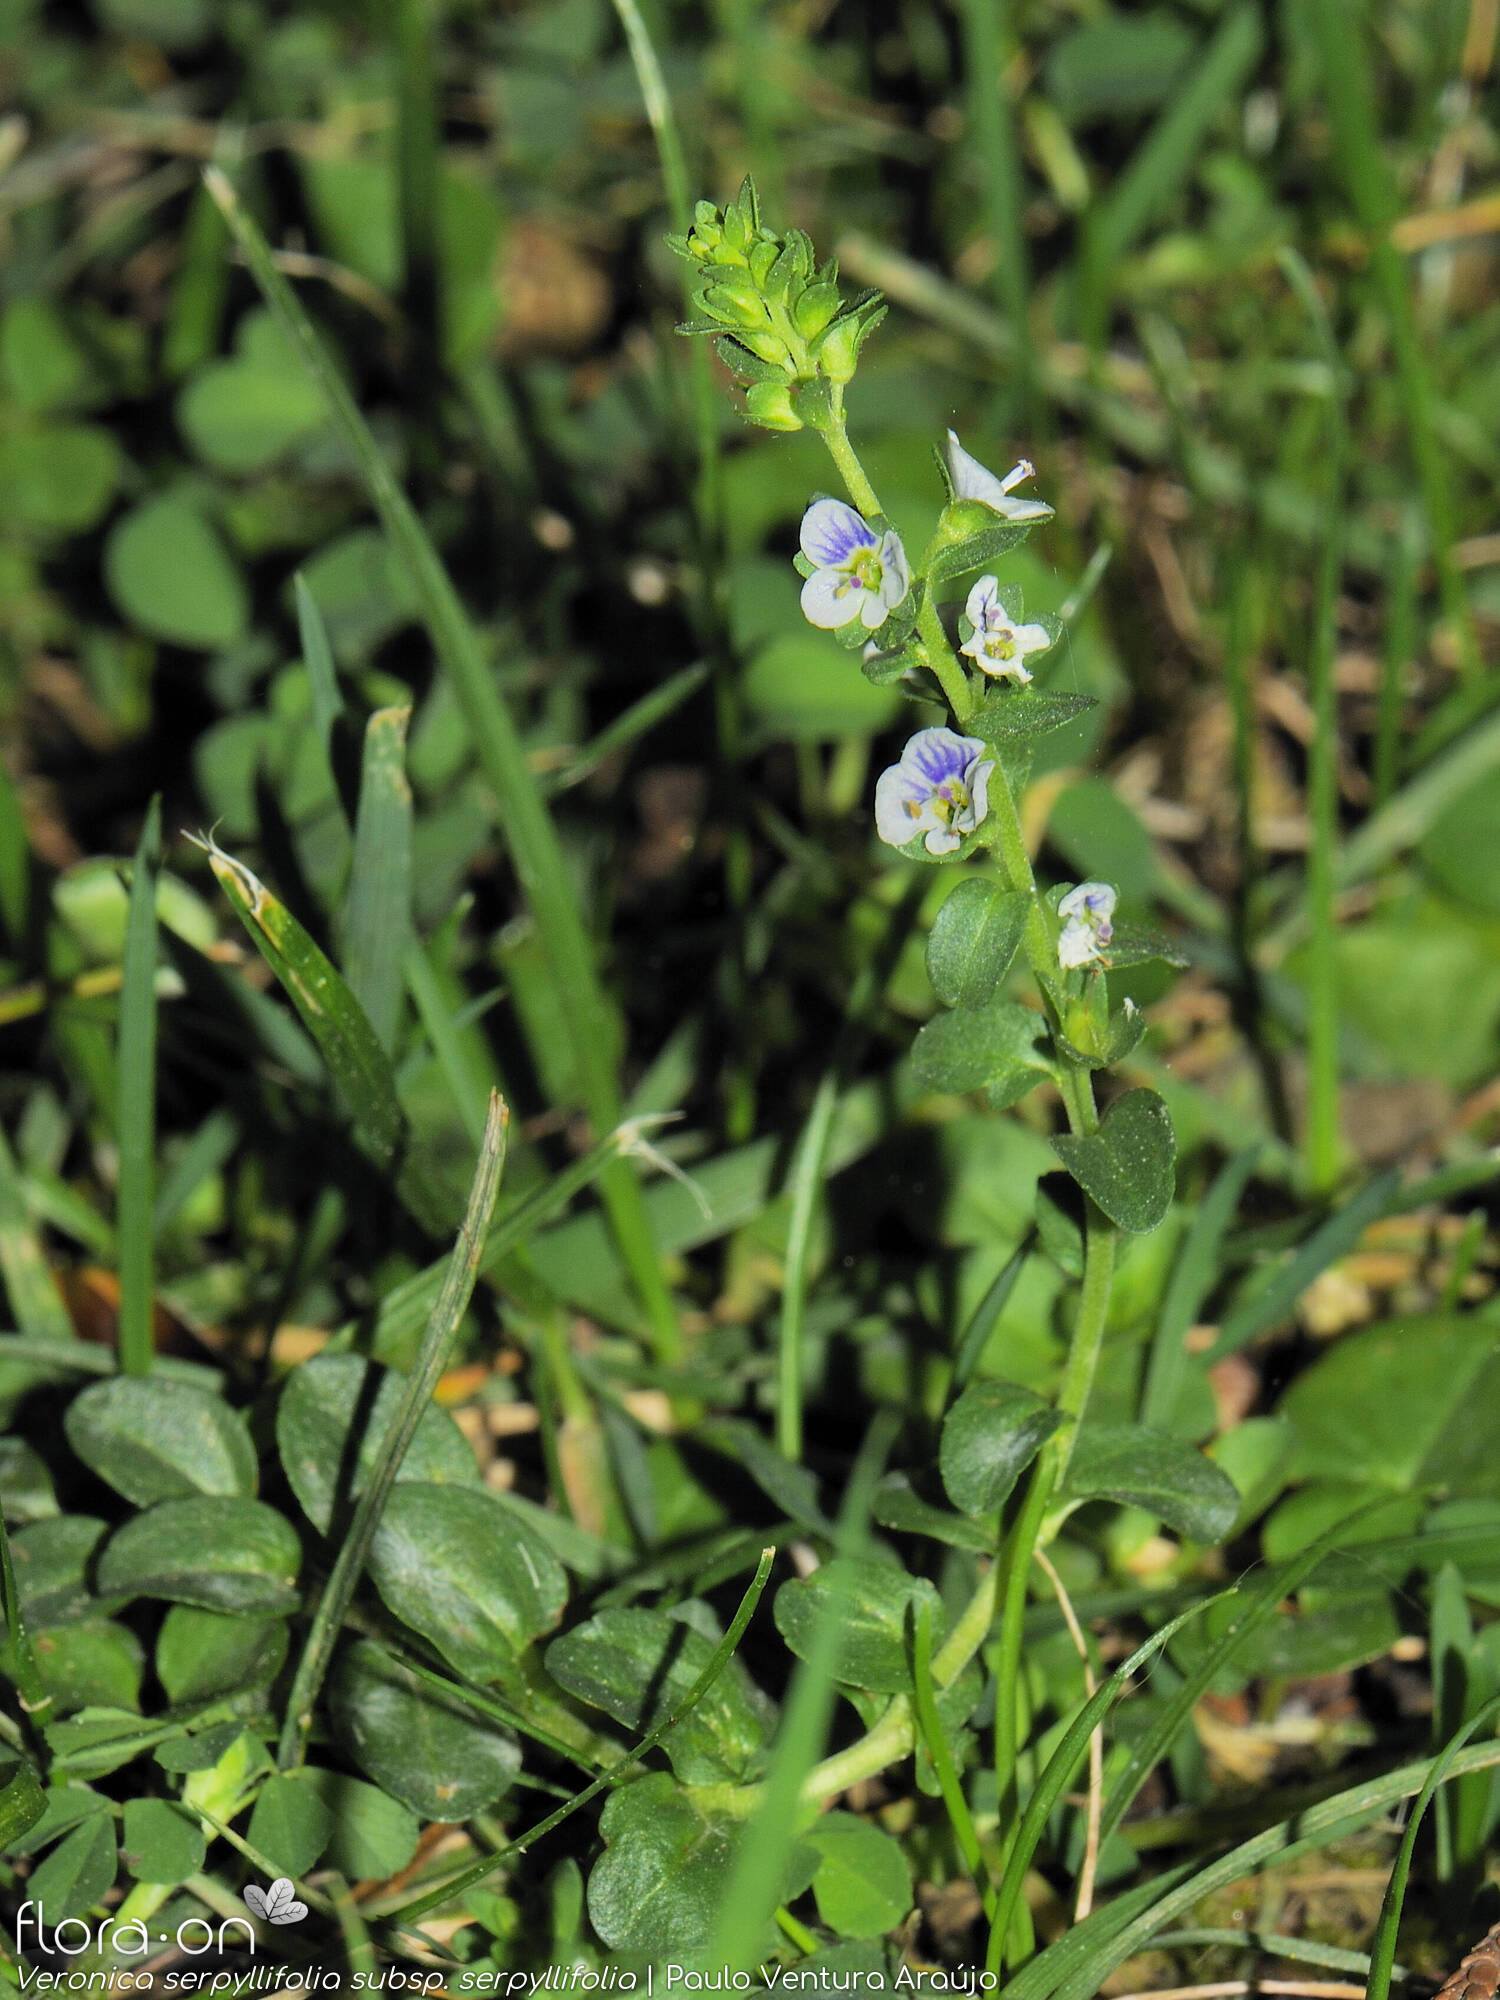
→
(804, 1812, 912, 1938)
(928, 518, 1034, 586)
(201, 840, 405, 1173)
(1046, 9, 1198, 121)
(940, 1379, 1061, 1517)
(911, 999, 1051, 1096)
(95, 1498, 301, 1614)
(10, 1518, 109, 1628)
(1278, 1317, 1499, 1493)
(0, 423, 123, 534)
(367, 1483, 568, 1680)
(103, 493, 248, 650)
(971, 688, 1098, 743)
(0, 1760, 46, 1850)
(121, 1798, 204, 1886)
(300, 1767, 420, 1881)
(177, 311, 326, 473)
(156, 1607, 290, 1705)
(774, 1559, 944, 1693)
(155, 1723, 244, 1774)
(27, 1811, 117, 1920)
(276, 1351, 479, 1537)
(34, 1621, 143, 1716)
(926, 879, 1030, 1010)
(1050, 1088, 1176, 1234)
(744, 627, 903, 740)
(294, 528, 421, 665)
(0, 298, 90, 412)
(1261, 1484, 1424, 1564)
(1064, 1424, 1239, 1543)
(0, 1439, 58, 1524)
(330, 1639, 519, 1820)
(546, 1607, 773, 1784)
(586, 1774, 753, 1958)
(246, 1771, 333, 1878)
(64, 1378, 256, 1507)
(871, 1478, 993, 1552)
(1172, 1583, 1401, 1682)
(4, 1780, 102, 1856)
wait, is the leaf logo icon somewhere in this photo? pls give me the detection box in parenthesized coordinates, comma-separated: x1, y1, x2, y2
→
(242, 1879, 309, 1925)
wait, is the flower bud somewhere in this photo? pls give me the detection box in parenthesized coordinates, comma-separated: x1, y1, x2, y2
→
(703, 280, 769, 330)
(723, 202, 752, 255)
(793, 283, 840, 339)
(814, 317, 861, 382)
(735, 329, 793, 368)
(748, 238, 780, 288)
(745, 381, 803, 431)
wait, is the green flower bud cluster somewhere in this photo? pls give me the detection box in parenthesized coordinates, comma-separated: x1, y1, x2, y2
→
(669, 178, 886, 431)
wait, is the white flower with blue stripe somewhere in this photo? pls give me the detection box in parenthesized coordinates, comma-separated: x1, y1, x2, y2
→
(945, 431, 1053, 523)
(798, 498, 910, 631)
(959, 575, 1053, 683)
(1058, 882, 1117, 969)
(875, 728, 995, 856)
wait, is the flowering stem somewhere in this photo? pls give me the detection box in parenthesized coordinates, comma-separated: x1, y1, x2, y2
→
(917, 591, 978, 724)
(815, 392, 883, 521)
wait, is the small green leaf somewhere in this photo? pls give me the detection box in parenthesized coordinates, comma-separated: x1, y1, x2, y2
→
(940, 1380, 1062, 1517)
(1064, 1424, 1240, 1543)
(911, 999, 1052, 1096)
(246, 1771, 333, 1878)
(0, 1759, 46, 1849)
(104, 492, 249, 650)
(805, 1812, 912, 1938)
(34, 1621, 144, 1716)
(156, 1607, 290, 1705)
(928, 519, 1034, 586)
(1050, 1088, 1176, 1233)
(95, 1497, 301, 1614)
(64, 1378, 256, 1508)
(276, 1351, 479, 1537)
(774, 1560, 944, 1693)
(330, 1639, 520, 1821)
(546, 1607, 773, 1785)
(1105, 920, 1189, 970)
(154, 1722, 245, 1774)
(10, 1518, 110, 1628)
(27, 1811, 117, 1920)
(871, 1478, 994, 1552)
(0, 1439, 60, 1525)
(5, 1780, 102, 1856)
(587, 1774, 759, 1958)
(342, 706, 413, 1054)
(972, 688, 1098, 743)
(300, 1767, 420, 1881)
(927, 880, 1030, 1010)
(121, 1798, 205, 1885)
(367, 1483, 568, 1680)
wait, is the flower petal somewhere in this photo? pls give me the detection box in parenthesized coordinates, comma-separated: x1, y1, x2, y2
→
(874, 765, 933, 847)
(1057, 921, 1100, 969)
(800, 497, 877, 569)
(945, 431, 1054, 522)
(1059, 881, 1117, 925)
(801, 566, 864, 629)
(1013, 621, 1053, 655)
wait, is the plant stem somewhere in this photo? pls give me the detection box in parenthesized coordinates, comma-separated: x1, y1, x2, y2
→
(117, 798, 161, 1379)
(817, 397, 884, 520)
(917, 592, 978, 723)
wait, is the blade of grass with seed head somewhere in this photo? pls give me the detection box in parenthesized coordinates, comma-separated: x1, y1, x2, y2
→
(116, 798, 161, 1378)
(277, 1092, 509, 1766)
(203, 166, 679, 1358)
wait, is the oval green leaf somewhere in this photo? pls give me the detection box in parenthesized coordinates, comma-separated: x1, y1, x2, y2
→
(104, 493, 249, 650)
(95, 1497, 301, 1614)
(276, 1351, 479, 1536)
(940, 1379, 1062, 1517)
(911, 999, 1051, 1096)
(156, 1607, 289, 1706)
(1050, 1087, 1176, 1234)
(64, 1378, 256, 1508)
(330, 1638, 520, 1821)
(367, 1483, 568, 1680)
(1064, 1423, 1239, 1544)
(773, 1559, 944, 1693)
(926, 880, 1030, 1011)
(806, 1812, 913, 1939)
(546, 1606, 773, 1785)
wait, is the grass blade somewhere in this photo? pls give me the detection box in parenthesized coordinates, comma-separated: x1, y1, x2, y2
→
(203, 166, 679, 1358)
(294, 571, 344, 768)
(342, 706, 413, 1055)
(196, 835, 405, 1173)
(277, 1092, 509, 1767)
(116, 798, 161, 1378)
(380, 1544, 777, 1930)
(0, 757, 29, 945)
(543, 661, 710, 796)
(912, 1596, 995, 1925)
(1366, 1692, 1500, 2000)
(1141, 1146, 1258, 1428)
(988, 1597, 1223, 1973)
(958, 0, 1035, 417)
(0, 1120, 73, 1343)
